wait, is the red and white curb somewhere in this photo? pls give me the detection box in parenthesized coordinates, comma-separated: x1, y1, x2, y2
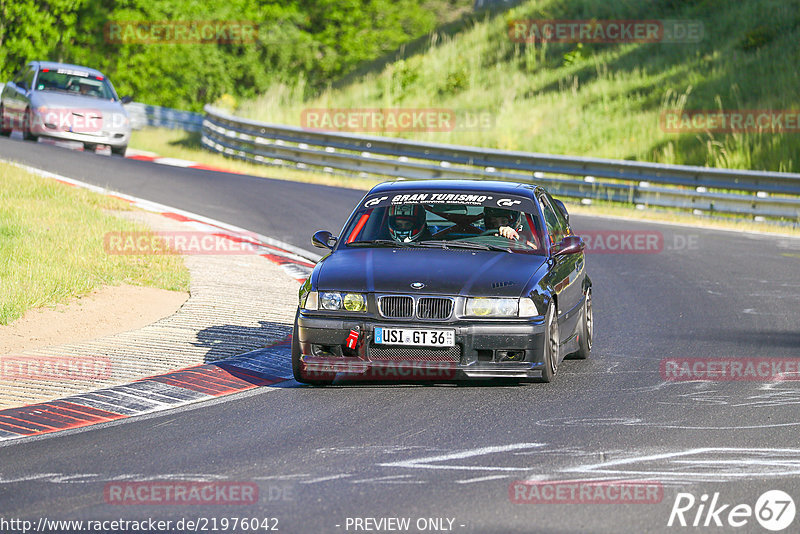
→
(24, 137, 242, 176)
(125, 148, 245, 174)
(0, 337, 293, 441)
(0, 159, 314, 441)
(4, 160, 320, 282)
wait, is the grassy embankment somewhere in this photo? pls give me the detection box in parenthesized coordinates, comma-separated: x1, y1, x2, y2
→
(129, 0, 800, 234)
(0, 162, 189, 325)
(239, 0, 800, 172)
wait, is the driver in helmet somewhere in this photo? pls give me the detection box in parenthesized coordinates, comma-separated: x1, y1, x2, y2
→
(388, 204, 431, 242)
(484, 206, 522, 240)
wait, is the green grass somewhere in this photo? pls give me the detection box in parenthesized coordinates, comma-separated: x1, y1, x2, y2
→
(234, 0, 800, 174)
(0, 162, 190, 325)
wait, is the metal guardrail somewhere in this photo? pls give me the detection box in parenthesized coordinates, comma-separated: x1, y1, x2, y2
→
(125, 102, 203, 132)
(201, 105, 800, 220)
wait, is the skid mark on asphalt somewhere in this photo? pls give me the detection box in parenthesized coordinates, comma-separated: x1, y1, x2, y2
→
(6, 446, 800, 489)
(378, 443, 546, 472)
(560, 447, 800, 484)
(374, 445, 800, 486)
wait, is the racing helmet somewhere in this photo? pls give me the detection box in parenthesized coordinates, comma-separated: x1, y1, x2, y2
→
(388, 205, 426, 242)
(484, 206, 521, 230)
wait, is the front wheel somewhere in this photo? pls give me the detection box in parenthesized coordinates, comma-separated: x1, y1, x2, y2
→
(570, 289, 593, 360)
(0, 105, 11, 137)
(291, 313, 332, 386)
(536, 302, 560, 383)
(22, 109, 37, 141)
(111, 145, 127, 157)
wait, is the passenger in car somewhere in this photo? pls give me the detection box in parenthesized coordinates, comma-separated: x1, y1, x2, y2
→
(484, 207, 522, 240)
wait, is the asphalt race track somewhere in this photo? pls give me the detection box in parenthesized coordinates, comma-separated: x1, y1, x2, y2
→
(2, 137, 800, 533)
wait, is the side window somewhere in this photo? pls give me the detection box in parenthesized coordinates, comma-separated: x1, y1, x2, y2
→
(12, 68, 27, 86)
(538, 196, 565, 245)
(21, 68, 36, 90)
(546, 193, 571, 236)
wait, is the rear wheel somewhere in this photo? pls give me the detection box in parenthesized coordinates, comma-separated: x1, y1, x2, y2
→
(22, 108, 37, 141)
(536, 302, 560, 383)
(291, 313, 332, 386)
(0, 105, 11, 137)
(571, 289, 593, 360)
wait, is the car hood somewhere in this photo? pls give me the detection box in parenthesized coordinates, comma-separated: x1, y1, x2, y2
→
(31, 92, 126, 114)
(316, 247, 546, 297)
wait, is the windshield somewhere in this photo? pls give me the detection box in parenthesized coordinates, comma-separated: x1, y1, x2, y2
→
(35, 68, 119, 100)
(342, 200, 546, 255)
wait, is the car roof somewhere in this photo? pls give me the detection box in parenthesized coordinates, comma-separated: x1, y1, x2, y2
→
(367, 179, 542, 197)
(28, 61, 106, 78)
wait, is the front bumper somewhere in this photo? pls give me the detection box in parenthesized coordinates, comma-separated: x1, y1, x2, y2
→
(30, 115, 130, 148)
(296, 313, 547, 380)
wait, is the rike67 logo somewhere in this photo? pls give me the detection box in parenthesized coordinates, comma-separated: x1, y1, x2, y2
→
(668, 490, 796, 531)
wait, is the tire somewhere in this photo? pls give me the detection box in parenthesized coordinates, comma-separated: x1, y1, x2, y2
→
(111, 145, 127, 157)
(291, 313, 332, 386)
(22, 109, 37, 141)
(0, 106, 11, 137)
(536, 301, 560, 383)
(84, 143, 97, 152)
(571, 289, 593, 360)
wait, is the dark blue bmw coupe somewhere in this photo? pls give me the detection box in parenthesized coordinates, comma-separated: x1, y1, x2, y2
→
(293, 180, 592, 384)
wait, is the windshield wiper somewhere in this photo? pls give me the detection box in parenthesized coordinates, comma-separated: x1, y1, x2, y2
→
(420, 240, 512, 253)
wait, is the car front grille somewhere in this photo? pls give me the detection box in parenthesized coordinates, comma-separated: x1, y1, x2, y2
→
(417, 297, 453, 319)
(378, 296, 453, 320)
(379, 296, 414, 318)
(368, 345, 461, 362)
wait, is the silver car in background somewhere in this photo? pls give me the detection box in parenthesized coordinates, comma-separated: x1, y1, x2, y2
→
(0, 61, 132, 156)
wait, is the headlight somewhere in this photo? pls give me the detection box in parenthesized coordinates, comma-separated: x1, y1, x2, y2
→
(464, 297, 540, 317)
(320, 291, 343, 310)
(343, 293, 366, 312)
(465, 297, 518, 317)
(315, 291, 367, 312)
(109, 113, 129, 129)
(465, 298, 493, 316)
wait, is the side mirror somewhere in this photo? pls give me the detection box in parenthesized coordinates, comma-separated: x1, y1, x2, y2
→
(120, 95, 133, 104)
(553, 198, 569, 224)
(312, 230, 338, 250)
(552, 235, 585, 256)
